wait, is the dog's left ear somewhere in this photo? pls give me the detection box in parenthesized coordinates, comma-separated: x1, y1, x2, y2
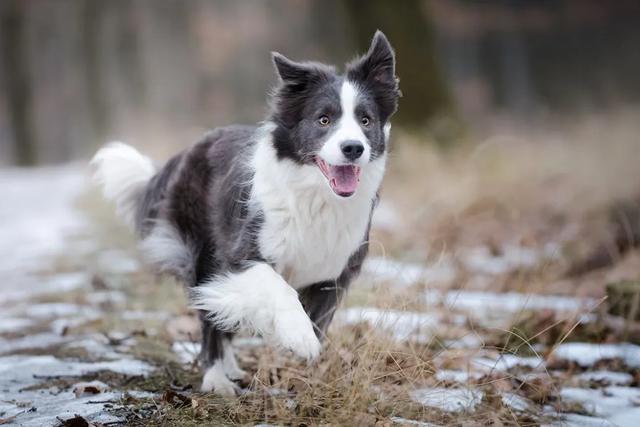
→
(348, 30, 397, 87)
(348, 30, 400, 121)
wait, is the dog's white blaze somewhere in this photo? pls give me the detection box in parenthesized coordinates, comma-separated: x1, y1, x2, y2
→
(318, 80, 371, 165)
(190, 261, 321, 360)
(252, 124, 386, 289)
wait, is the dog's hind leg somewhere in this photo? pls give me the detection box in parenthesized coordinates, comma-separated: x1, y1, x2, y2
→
(199, 316, 240, 395)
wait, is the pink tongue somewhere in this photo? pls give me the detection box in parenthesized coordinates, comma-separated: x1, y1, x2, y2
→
(329, 165, 358, 195)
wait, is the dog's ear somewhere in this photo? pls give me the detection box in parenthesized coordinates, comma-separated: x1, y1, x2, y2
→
(272, 52, 313, 84)
(348, 30, 397, 87)
(347, 31, 400, 121)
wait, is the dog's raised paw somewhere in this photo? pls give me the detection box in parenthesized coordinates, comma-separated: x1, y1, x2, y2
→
(272, 309, 321, 360)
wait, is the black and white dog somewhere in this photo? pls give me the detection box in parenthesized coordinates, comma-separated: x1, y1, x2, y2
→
(92, 31, 399, 395)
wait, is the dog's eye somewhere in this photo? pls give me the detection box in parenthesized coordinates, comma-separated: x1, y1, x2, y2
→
(318, 116, 330, 126)
(361, 116, 370, 126)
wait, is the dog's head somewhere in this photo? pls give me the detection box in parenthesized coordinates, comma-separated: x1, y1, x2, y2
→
(269, 31, 400, 198)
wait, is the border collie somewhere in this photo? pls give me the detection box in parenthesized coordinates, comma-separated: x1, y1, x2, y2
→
(91, 31, 399, 395)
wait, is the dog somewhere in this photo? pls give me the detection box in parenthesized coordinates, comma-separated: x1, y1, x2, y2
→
(91, 31, 399, 395)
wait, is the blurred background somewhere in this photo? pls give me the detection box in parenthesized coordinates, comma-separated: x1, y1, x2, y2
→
(1, 0, 640, 164)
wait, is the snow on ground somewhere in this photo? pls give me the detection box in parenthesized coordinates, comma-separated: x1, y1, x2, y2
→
(0, 165, 88, 278)
(425, 289, 596, 315)
(0, 355, 153, 426)
(172, 340, 202, 364)
(559, 387, 640, 426)
(0, 165, 154, 426)
(335, 307, 442, 341)
(576, 371, 634, 386)
(410, 387, 484, 413)
(552, 342, 640, 368)
(363, 256, 456, 286)
(460, 243, 560, 276)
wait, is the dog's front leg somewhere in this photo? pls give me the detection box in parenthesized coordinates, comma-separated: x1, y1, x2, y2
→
(191, 262, 321, 360)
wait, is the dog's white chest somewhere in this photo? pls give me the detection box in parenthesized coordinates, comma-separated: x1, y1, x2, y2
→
(250, 132, 385, 289)
(258, 192, 371, 288)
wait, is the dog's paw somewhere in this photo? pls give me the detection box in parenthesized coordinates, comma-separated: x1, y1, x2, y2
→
(223, 360, 248, 381)
(201, 364, 239, 396)
(272, 309, 321, 360)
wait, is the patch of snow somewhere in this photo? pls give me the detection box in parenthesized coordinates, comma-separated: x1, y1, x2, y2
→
(86, 290, 127, 305)
(2, 390, 136, 427)
(0, 354, 154, 426)
(0, 317, 35, 333)
(25, 302, 93, 318)
(63, 336, 132, 360)
(502, 392, 532, 411)
(577, 370, 633, 385)
(410, 387, 483, 413)
(444, 334, 484, 349)
(4, 302, 101, 335)
(97, 249, 140, 274)
(473, 354, 545, 372)
(461, 243, 556, 275)
(336, 307, 441, 341)
(0, 354, 153, 378)
(553, 413, 616, 427)
(609, 407, 640, 427)
(172, 341, 201, 364)
(435, 369, 482, 383)
(121, 310, 171, 320)
(560, 386, 640, 426)
(0, 165, 88, 278)
(4, 272, 89, 303)
(50, 315, 100, 335)
(553, 343, 640, 368)
(428, 289, 595, 314)
(0, 332, 71, 354)
(363, 256, 456, 286)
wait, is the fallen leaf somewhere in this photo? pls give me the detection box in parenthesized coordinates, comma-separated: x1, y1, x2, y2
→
(162, 389, 192, 408)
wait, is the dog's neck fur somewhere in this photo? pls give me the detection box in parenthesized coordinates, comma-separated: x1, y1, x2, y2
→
(250, 123, 385, 288)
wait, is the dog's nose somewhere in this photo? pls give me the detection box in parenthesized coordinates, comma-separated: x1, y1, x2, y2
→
(340, 140, 364, 161)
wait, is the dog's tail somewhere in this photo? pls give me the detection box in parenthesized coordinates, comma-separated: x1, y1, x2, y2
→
(91, 142, 155, 228)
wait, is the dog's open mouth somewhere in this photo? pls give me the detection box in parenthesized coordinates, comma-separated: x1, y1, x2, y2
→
(315, 158, 361, 197)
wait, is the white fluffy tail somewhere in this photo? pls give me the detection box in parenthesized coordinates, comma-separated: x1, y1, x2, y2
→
(91, 142, 155, 228)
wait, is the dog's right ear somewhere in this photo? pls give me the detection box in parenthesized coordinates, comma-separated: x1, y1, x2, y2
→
(272, 52, 312, 83)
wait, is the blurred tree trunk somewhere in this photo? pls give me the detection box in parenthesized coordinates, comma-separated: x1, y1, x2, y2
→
(80, 0, 109, 142)
(115, 2, 146, 110)
(0, 0, 37, 166)
(342, 0, 455, 129)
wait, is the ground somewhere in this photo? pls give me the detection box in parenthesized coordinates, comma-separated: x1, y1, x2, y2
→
(1, 113, 640, 426)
